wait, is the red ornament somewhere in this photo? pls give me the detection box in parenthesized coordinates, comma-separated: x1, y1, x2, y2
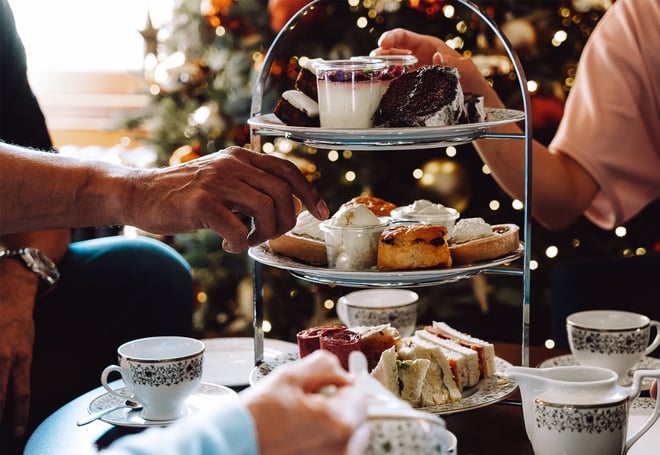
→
(407, 0, 447, 19)
(531, 93, 565, 145)
(268, 0, 312, 32)
(201, 0, 234, 19)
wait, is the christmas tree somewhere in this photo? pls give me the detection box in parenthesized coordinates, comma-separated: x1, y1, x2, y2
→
(125, 0, 657, 346)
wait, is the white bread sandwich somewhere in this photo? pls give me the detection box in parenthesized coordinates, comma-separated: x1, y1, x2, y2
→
(448, 217, 519, 265)
(397, 358, 431, 407)
(371, 345, 431, 408)
(414, 329, 480, 389)
(371, 346, 399, 396)
(268, 210, 327, 265)
(368, 322, 497, 408)
(426, 321, 497, 379)
(396, 336, 462, 406)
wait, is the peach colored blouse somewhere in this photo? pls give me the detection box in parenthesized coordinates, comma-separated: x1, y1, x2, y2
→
(549, 0, 660, 229)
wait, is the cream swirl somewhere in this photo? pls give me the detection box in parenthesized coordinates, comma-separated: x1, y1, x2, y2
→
(394, 199, 455, 217)
(291, 210, 324, 241)
(449, 218, 494, 244)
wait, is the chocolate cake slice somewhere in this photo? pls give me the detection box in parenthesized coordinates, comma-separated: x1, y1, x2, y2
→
(294, 65, 318, 101)
(373, 65, 467, 128)
(461, 92, 486, 124)
(274, 90, 320, 127)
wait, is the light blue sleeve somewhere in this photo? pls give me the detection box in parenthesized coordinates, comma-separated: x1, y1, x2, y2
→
(103, 400, 259, 455)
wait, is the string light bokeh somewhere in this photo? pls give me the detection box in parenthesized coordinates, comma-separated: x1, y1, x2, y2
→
(122, 0, 655, 345)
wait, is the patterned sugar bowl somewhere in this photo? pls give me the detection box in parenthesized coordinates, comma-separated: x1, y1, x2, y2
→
(365, 408, 450, 455)
(348, 350, 451, 454)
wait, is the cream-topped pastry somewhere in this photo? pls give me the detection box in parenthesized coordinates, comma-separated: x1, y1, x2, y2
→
(448, 218, 520, 265)
(290, 210, 324, 240)
(268, 210, 327, 265)
(449, 217, 494, 244)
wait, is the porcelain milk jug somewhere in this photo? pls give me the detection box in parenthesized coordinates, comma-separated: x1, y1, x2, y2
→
(506, 365, 660, 455)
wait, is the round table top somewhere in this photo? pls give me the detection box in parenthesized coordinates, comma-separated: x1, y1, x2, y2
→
(25, 383, 123, 454)
(22, 341, 553, 454)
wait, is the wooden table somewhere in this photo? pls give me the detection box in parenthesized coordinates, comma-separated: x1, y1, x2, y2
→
(24, 341, 561, 454)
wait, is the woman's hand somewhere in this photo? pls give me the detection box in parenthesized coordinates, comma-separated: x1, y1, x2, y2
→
(241, 350, 369, 455)
(373, 28, 503, 107)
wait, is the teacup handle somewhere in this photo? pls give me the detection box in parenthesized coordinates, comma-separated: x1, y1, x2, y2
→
(624, 369, 660, 454)
(644, 321, 660, 355)
(101, 365, 139, 403)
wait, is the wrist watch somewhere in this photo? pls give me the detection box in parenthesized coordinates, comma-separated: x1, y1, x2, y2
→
(0, 247, 60, 292)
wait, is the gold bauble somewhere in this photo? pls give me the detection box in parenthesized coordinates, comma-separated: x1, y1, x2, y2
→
(418, 159, 471, 212)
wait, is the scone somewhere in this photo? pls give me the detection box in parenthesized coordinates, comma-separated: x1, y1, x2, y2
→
(377, 224, 452, 271)
(341, 195, 397, 217)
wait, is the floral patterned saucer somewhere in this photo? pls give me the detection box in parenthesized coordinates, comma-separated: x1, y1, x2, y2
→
(87, 382, 237, 428)
(538, 354, 660, 388)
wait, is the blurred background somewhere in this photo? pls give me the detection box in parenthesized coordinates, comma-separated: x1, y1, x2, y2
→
(12, 0, 658, 351)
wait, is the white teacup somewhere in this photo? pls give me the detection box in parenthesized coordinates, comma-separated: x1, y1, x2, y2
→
(566, 310, 660, 382)
(337, 289, 418, 337)
(101, 336, 205, 421)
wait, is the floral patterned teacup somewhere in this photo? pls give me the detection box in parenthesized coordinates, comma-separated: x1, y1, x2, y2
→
(337, 289, 418, 337)
(566, 310, 660, 383)
(101, 336, 205, 421)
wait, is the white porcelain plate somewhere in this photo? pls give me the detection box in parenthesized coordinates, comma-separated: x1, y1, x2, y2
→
(203, 337, 299, 387)
(628, 398, 660, 455)
(248, 108, 525, 150)
(87, 382, 237, 428)
(249, 244, 523, 288)
(250, 354, 516, 415)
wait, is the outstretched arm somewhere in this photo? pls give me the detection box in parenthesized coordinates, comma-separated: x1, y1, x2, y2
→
(0, 142, 329, 252)
(374, 29, 599, 230)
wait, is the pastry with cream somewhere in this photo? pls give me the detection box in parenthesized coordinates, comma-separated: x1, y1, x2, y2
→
(448, 217, 520, 265)
(268, 210, 327, 265)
